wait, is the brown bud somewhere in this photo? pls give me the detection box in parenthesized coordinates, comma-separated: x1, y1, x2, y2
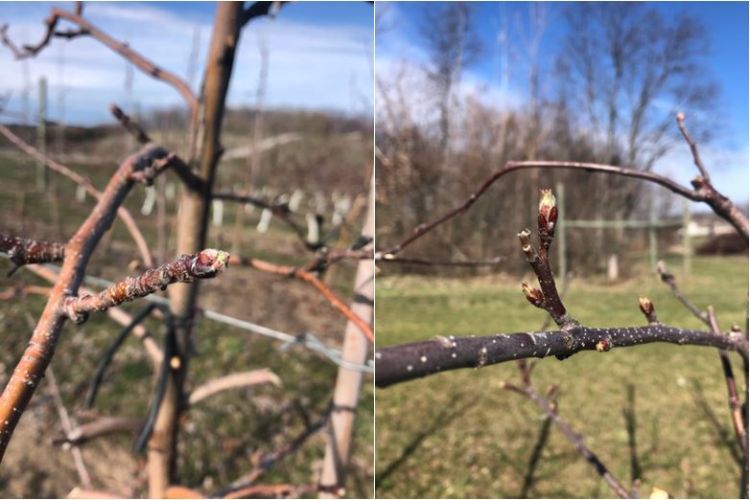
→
(538, 189, 557, 234)
(521, 282, 544, 307)
(190, 249, 231, 277)
(595, 338, 611, 352)
(639, 297, 654, 317)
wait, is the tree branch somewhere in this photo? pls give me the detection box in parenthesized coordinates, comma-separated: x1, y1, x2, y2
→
(24, 263, 163, 366)
(109, 104, 206, 194)
(0, 123, 156, 267)
(381, 115, 748, 258)
(676, 112, 710, 181)
(230, 256, 374, 343)
(0, 234, 65, 276)
(241, 1, 286, 27)
(0, 144, 179, 462)
(212, 191, 313, 248)
(84, 303, 159, 409)
(502, 381, 631, 498)
(53, 416, 144, 446)
(215, 405, 330, 497)
(656, 259, 748, 493)
(188, 369, 281, 406)
(0, 7, 197, 115)
(375, 324, 748, 387)
(61, 249, 230, 322)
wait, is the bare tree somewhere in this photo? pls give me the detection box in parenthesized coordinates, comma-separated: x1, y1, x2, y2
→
(419, 2, 482, 153)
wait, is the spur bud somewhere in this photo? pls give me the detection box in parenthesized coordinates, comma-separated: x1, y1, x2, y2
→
(638, 297, 654, 317)
(521, 282, 544, 307)
(538, 189, 558, 233)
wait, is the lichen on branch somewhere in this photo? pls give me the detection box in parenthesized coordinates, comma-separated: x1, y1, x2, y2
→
(0, 234, 65, 275)
(62, 249, 230, 322)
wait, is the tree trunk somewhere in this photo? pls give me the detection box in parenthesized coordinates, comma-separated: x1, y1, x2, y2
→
(149, 3, 244, 497)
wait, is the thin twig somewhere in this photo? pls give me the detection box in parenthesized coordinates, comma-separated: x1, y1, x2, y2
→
(656, 260, 748, 488)
(656, 261, 707, 322)
(707, 307, 748, 459)
(230, 256, 374, 343)
(502, 382, 631, 499)
(0, 234, 65, 276)
(53, 416, 144, 446)
(381, 128, 748, 256)
(517, 190, 574, 329)
(215, 405, 330, 497)
(108, 103, 150, 144)
(188, 369, 281, 406)
(62, 249, 230, 322)
(109, 104, 206, 193)
(377, 255, 504, 268)
(213, 191, 313, 247)
(0, 7, 197, 114)
(676, 112, 710, 181)
(84, 303, 159, 409)
(0, 123, 155, 267)
(45, 367, 93, 489)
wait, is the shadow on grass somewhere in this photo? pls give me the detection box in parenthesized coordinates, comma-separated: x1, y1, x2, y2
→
(691, 379, 742, 467)
(375, 395, 477, 490)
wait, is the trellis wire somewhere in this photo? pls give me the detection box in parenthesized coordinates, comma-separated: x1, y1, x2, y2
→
(30, 263, 373, 373)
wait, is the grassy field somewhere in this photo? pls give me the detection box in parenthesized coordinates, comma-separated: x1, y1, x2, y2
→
(375, 255, 748, 498)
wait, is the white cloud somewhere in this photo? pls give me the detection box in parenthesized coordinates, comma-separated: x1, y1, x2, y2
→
(655, 142, 749, 205)
(0, 2, 372, 124)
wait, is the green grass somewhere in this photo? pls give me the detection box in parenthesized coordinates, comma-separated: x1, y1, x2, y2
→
(375, 255, 748, 498)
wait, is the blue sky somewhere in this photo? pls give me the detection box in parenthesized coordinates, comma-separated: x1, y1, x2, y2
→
(377, 2, 749, 204)
(0, 2, 373, 124)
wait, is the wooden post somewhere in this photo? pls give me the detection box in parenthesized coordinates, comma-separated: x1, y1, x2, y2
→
(319, 176, 374, 497)
(556, 182, 566, 284)
(682, 198, 692, 277)
(36, 77, 48, 191)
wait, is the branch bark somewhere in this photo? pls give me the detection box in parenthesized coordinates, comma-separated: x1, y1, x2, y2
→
(0, 144, 174, 463)
(159, 5, 246, 496)
(188, 369, 281, 406)
(375, 325, 748, 387)
(61, 249, 229, 322)
(0, 234, 65, 275)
